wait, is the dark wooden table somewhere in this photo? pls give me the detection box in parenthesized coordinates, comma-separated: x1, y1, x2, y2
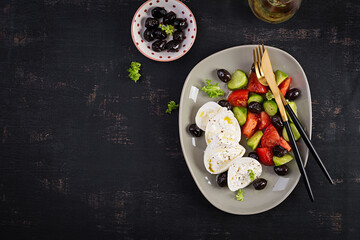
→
(0, 0, 359, 239)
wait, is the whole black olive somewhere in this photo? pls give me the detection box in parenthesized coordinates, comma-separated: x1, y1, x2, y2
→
(145, 18, 159, 29)
(248, 102, 263, 114)
(143, 28, 155, 42)
(163, 12, 176, 25)
(188, 123, 203, 137)
(151, 7, 167, 18)
(251, 63, 255, 72)
(165, 40, 181, 52)
(173, 18, 188, 30)
(271, 115, 283, 130)
(273, 145, 287, 157)
(173, 30, 185, 42)
(218, 100, 232, 110)
(152, 40, 166, 52)
(216, 172, 227, 187)
(153, 29, 167, 40)
(285, 88, 301, 101)
(253, 178, 267, 190)
(274, 165, 289, 176)
(217, 69, 231, 83)
(248, 152, 259, 161)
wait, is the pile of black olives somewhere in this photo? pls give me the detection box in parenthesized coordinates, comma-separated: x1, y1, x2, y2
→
(143, 7, 188, 52)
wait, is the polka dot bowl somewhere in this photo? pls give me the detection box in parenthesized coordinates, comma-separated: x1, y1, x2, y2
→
(131, 0, 197, 62)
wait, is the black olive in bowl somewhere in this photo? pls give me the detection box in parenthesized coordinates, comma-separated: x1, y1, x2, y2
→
(163, 12, 176, 25)
(152, 40, 166, 52)
(152, 7, 167, 18)
(145, 18, 159, 29)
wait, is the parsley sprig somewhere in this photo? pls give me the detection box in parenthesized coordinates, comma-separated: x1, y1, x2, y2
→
(159, 24, 175, 35)
(248, 169, 256, 181)
(128, 61, 141, 83)
(235, 189, 244, 201)
(201, 79, 225, 98)
(166, 101, 179, 114)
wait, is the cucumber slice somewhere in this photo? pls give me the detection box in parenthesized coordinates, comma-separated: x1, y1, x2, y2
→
(263, 100, 278, 116)
(247, 93, 264, 104)
(282, 123, 301, 141)
(273, 153, 294, 166)
(227, 70, 248, 90)
(286, 101, 298, 123)
(275, 70, 288, 86)
(232, 107, 247, 126)
(247, 130, 263, 150)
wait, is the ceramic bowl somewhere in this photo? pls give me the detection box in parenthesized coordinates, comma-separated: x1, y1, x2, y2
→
(131, 0, 197, 62)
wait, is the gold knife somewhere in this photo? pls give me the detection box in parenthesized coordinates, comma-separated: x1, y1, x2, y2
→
(261, 49, 314, 201)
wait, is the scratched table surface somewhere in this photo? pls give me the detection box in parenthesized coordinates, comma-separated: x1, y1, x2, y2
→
(0, 0, 359, 239)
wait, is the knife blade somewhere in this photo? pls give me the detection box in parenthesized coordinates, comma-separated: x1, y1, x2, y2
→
(261, 50, 288, 122)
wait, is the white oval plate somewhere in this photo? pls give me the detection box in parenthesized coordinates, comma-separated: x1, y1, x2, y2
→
(179, 45, 312, 215)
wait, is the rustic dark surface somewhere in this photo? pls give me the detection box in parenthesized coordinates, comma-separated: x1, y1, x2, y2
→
(0, 0, 359, 239)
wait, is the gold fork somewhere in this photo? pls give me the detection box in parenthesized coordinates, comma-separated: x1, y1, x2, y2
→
(253, 44, 268, 86)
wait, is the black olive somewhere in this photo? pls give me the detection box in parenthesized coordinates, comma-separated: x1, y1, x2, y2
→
(165, 40, 181, 52)
(152, 40, 166, 52)
(188, 123, 203, 137)
(274, 165, 289, 176)
(271, 115, 283, 130)
(248, 152, 259, 161)
(173, 18, 188, 30)
(218, 100, 232, 111)
(251, 63, 255, 72)
(248, 102, 263, 114)
(143, 28, 155, 42)
(273, 145, 287, 157)
(253, 178, 267, 190)
(163, 12, 176, 25)
(145, 18, 159, 29)
(153, 29, 167, 40)
(216, 172, 227, 187)
(152, 7, 167, 18)
(285, 88, 301, 101)
(217, 69, 231, 83)
(173, 30, 185, 42)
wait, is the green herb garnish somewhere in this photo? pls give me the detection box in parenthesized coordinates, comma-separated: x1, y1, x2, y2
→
(201, 79, 225, 98)
(265, 90, 274, 100)
(127, 61, 141, 83)
(159, 24, 175, 35)
(235, 189, 244, 201)
(166, 101, 179, 114)
(248, 169, 256, 181)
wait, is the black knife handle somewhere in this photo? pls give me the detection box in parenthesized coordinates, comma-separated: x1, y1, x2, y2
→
(285, 104, 334, 185)
(284, 121, 314, 202)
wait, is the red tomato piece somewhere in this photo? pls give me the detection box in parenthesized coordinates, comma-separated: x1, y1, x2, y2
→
(247, 72, 269, 94)
(280, 137, 292, 152)
(242, 112, 259, 138)
(258, 111, 271, 130)
(279, 77, 292, 96)
(261, 124, 281, 148)
(228, 89, 249, 107)
(256, 147, 274, 166)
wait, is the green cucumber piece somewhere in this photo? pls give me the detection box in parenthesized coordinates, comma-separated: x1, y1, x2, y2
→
(247, 93, 264, 104)
(227, 70, 248, 90)
(275, 70, 288, 86)
(273, 153, 294, 166)
(286, 101, 298, 123)
(263, 100, 278, 116)
(232, 107, 247, 126)
(282, 123, 301, 141)
(247, 130, 263, 150)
